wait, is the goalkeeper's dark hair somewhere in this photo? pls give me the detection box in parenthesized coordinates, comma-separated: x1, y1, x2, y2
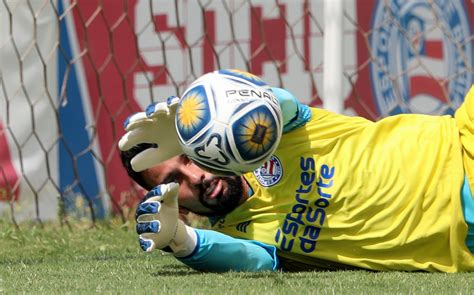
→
(120, 143, 156, 190)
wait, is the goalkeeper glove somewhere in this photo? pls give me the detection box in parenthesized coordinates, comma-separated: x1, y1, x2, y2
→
(118, 96, 181, 172)
(135, 182, 197, 257)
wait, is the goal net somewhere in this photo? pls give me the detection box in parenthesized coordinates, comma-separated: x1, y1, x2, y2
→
(0, 0, 472, 224)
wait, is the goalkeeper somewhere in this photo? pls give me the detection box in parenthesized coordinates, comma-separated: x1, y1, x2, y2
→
(119, 73, 474, 272)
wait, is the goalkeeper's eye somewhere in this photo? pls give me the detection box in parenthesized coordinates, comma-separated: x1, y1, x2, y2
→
(163, 172, 180, 184)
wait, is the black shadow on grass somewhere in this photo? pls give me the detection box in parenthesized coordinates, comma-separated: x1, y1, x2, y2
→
(151, 264, 201, 277)
(151, 265, 289, 278)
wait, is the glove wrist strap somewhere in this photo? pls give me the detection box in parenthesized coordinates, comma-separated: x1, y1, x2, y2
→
(170, 221, 198, 257)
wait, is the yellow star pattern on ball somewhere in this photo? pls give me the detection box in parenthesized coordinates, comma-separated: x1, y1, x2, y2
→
(177, 91, 207, 133)
(236, 110, 275, 156)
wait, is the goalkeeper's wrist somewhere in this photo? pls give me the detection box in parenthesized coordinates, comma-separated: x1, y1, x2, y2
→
(169, 220, 198, 257)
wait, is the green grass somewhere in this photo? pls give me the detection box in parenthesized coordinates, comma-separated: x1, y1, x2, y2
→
(1, 220, 474, 295)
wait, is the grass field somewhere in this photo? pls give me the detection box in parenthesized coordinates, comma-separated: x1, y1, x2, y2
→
(1, 220, 474, 294)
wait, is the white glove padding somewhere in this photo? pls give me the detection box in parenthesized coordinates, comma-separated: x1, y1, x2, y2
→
(118, 96, 181, 172)
(135, 183, 197, 257)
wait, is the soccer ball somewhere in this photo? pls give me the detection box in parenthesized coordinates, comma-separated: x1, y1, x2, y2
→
(175, 69, 283, 176)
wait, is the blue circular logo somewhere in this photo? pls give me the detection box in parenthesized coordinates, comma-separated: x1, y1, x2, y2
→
(370, 0, 473, 116)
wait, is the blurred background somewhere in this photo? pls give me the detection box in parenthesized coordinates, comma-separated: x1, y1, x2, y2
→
(0, 0, 472, 224)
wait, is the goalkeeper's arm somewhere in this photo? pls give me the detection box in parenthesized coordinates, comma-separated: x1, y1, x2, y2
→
(136, 183, 279, 272)
(176, 228, 279, 272)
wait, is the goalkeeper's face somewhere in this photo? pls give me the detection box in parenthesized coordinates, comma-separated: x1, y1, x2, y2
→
(142, 155, 248, 217)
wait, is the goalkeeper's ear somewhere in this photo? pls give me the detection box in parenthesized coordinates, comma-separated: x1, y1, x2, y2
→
(120, 143, 157, 190)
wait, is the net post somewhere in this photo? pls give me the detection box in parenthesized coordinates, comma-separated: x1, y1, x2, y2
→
(323, 0, 344, 114)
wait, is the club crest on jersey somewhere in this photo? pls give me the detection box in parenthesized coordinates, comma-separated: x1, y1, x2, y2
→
(370, 0, 473, 116)
(253, 155, 282, 187)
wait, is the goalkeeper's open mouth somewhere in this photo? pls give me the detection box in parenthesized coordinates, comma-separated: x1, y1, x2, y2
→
(203, 178, 224, 205)
(197, 176, 245, 217)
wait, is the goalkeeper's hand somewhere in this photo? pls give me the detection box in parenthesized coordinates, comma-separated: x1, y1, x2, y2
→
(118, 96, 181, 172)
(135, 182, 197, 256)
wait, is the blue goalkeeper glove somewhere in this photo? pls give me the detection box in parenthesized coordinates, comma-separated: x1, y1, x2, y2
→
(135, 182, 197, 256)
(118, 96, 181, 172)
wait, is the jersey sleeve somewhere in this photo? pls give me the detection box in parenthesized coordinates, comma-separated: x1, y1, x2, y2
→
(176, 228, 279, 272)
(271, 87, 312, 133)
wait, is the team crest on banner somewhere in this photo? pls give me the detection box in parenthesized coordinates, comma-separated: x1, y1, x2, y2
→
(253, 155, 282, 187)
(370, 0, 473, 116)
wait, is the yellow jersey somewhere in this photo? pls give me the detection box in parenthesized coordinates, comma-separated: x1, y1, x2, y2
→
(456, 86, 474, 197)
(212, 99, 474, 272)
